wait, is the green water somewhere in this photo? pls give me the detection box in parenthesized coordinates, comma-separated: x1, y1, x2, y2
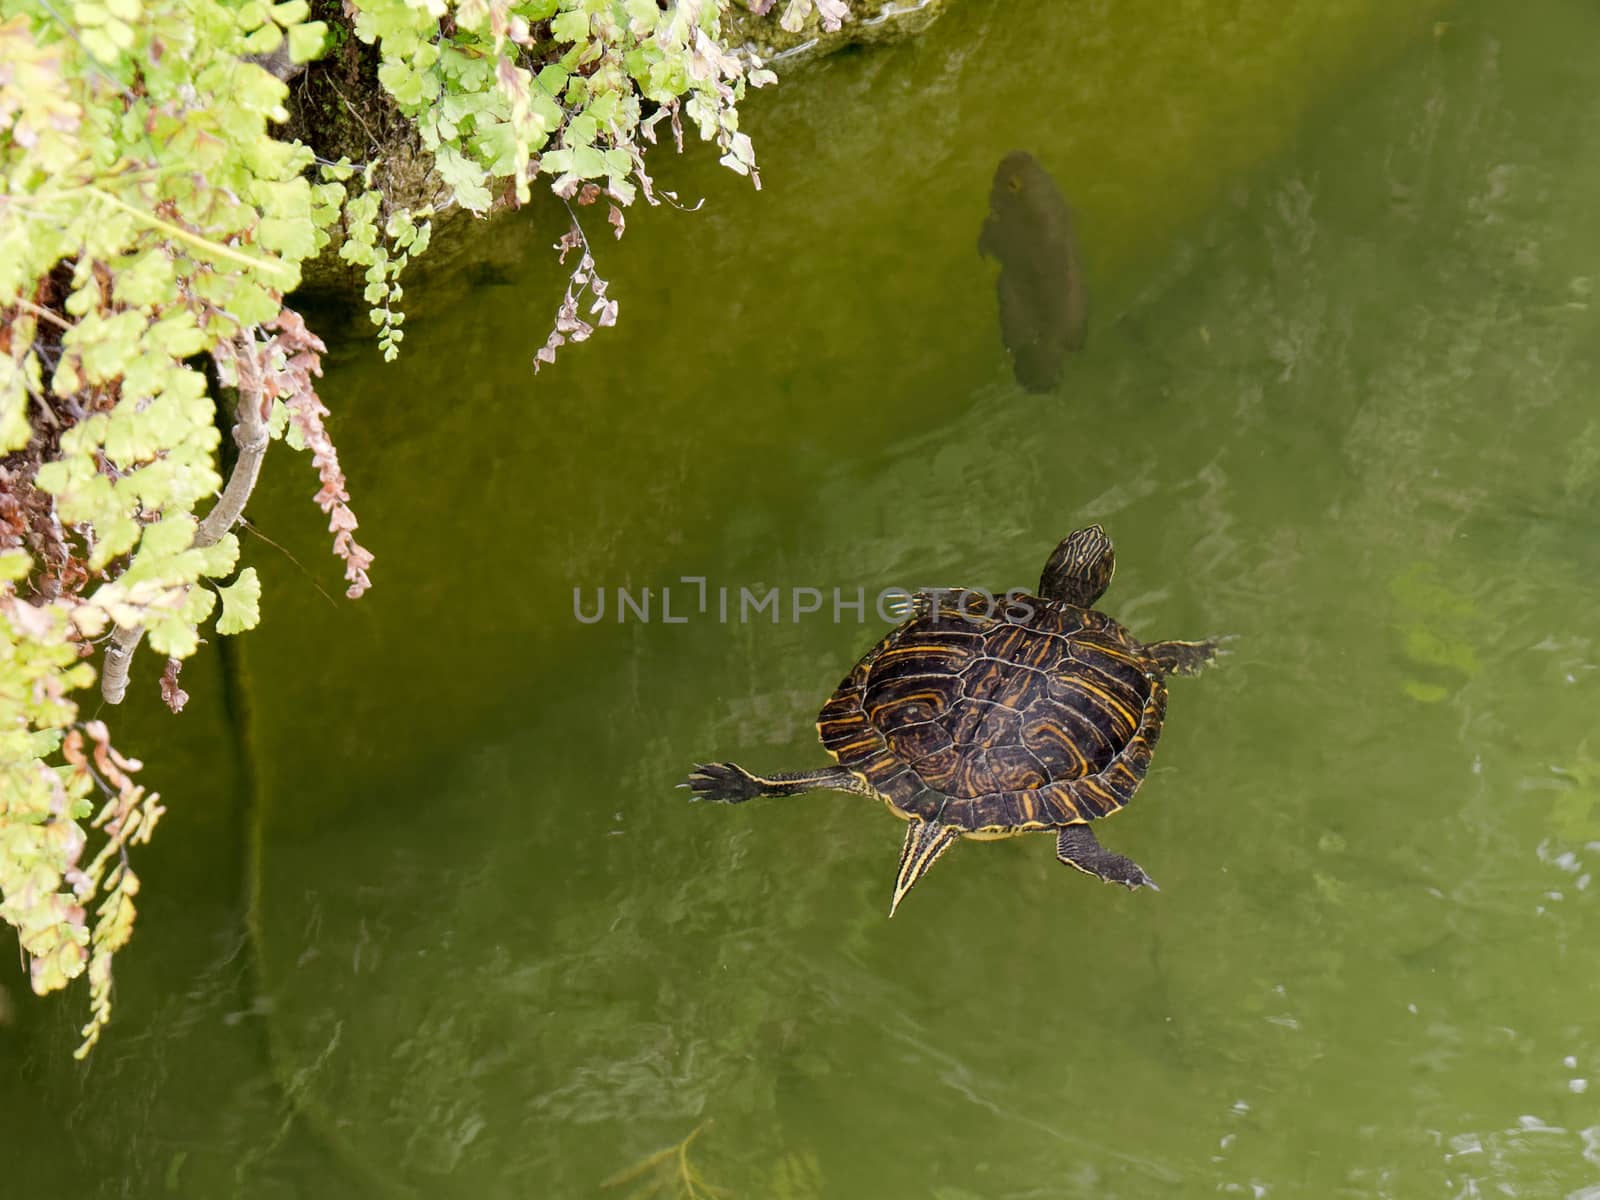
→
(8, 0, 1600, 1195)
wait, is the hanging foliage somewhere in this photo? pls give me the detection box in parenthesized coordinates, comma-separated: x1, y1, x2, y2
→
(0, 0, 781, 1052)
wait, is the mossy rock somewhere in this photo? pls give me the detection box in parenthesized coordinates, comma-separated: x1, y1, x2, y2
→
(726, 0, 949, 66)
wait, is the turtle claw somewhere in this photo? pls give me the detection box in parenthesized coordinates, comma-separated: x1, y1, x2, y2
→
(681, 761, 763, 804)
(1111, 864, 1159, 892)
(1150, 637, 1226, 677)
(883, 593, 917, 620)
(885, 589, 971, 623)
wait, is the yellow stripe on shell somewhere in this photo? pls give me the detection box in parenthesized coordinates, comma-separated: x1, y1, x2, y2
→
(1056, 674, 1141, 734)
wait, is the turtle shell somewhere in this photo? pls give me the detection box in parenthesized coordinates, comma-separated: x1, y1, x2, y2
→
(816, 591, 1166, 834)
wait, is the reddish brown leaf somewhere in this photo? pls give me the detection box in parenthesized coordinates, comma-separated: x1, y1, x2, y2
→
(267, 307, 373, 600)
(159, 658, 188, 714)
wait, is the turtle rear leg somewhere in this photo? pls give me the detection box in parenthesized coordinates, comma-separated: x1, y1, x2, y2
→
(1146, 638, 1225, 677)
(680, 762, 873, 804)
(1056, 824, 1159, 891)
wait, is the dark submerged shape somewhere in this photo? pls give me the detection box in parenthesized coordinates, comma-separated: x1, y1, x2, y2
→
(682, 526, 1223, 915)
(978, 150, 1089, 394)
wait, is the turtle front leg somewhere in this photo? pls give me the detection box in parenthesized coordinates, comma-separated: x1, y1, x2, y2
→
(680, 763, 874, 804)
(1056, 824, 1159, 892)
(1146, 638, 1224, 677)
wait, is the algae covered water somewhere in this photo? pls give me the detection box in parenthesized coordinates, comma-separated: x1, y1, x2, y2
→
(7, 0, 1600, 1196)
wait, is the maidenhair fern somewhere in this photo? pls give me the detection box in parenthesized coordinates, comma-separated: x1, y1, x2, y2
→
(0, 0, 787, 1052)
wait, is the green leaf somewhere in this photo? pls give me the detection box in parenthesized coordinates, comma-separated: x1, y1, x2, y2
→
(318, 158, 356, 183)
(473, 122, 521, 175)
(440, 91, 485, 123)
(288, 21, 327, 63)
(148, 310, 207, 359)
(530, 90, 563, 133)
(104, 14, 134, 47)
(34, 461, 72, 495)
(224, 277, 282, 325)
(551, 8, 589, 41)
(257, 215, 318, 258)
(378, 59, 426, 107)
(0, 550, 33, 582)
(645, 58, 688, 100)
(434, 147, 494, 212)
(215, 568, 262, 635)
(270, 0, 309, 25)
(90, 513, 140, 569)
(111, 248, 176, 309)
(181, 585, 218, 625)
(536, 63, 569, 95)
(242, 23, 284, 54)
(136, 514, 198, 561)
(565, 112, 598, 147)
(195, 533, 240, 577)
(587, 91, 620, 124)
(147, 611, 200, 658)
(572, 145, 606, 178)
(439, 44, 491, 88)
(80, 26, 120, 62)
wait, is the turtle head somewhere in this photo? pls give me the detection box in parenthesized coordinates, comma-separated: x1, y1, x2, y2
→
(1039, 524, 1115, 608)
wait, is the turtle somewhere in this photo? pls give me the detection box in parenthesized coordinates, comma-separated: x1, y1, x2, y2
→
(680, 525, 1222, 916)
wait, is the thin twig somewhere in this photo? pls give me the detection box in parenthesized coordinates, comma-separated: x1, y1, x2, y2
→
(237, 517, 340, 609)
(27, 384, 61, 429)
(558, 196, 594, 255)
(101, 333, 270, 704)
(326, 76, 382, 158)
(10, 297, 74, 332)
(83, 187, 295, 280)
(312, 153, 369, 171)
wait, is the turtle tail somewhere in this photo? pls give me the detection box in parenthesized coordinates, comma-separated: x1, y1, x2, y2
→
(890, 820, 961, 917)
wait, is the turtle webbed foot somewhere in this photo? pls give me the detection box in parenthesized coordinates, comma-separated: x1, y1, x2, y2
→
(1148, 637, 1229, 677)
(1116, 862, 1160, 892)
(1087, 850, 1159, 892)
(1056, 824, 1160, 892)
(680, 761, 763, 804)
(1097, 855, 1159, 892)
